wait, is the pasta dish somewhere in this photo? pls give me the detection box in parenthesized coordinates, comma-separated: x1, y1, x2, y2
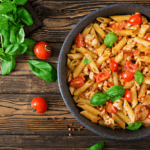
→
(66, 13, 150, 130)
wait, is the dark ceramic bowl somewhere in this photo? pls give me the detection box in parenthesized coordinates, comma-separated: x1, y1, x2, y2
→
(58, 3, 150, 140)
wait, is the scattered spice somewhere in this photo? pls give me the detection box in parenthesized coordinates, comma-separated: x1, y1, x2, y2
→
(32, 109, 36, 112)
(60, 119, 63, 121)
(69, 133, 72, 136)
(62, 117, 65, 120)
(66, 125, 69, 128)
(78, 128, 81, 131)
(80, 126, 84, 129)
(53, 117, 56, 120)
(72, 128, 75, 131)
(70, 123, 73, 126)
(68, 128, 71, 131)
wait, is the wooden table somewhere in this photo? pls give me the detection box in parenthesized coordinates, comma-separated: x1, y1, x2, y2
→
(1, 0, 150, 149)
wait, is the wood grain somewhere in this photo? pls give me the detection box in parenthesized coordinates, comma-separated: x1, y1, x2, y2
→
(1, 0, 150, 149)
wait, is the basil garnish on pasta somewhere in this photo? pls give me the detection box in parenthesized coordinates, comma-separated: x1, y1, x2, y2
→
(125, 122, 143, 130)
(83, 58, 92, 64)
(134, 70, 144, 84)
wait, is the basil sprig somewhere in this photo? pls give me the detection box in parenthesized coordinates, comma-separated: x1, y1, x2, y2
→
(83, 58, 92, 64)
(87, 141, 104, 150)
(90, 85, 125, 106)
(134, 70, 144, 84)
(104, 32, 117, 48)
(28, 60, 57, 83)
(125, 122, 143, 130)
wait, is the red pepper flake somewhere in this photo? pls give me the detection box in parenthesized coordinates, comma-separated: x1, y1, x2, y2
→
(60, 119, 63, 121)
(53, 117, 56, 120)
(70, 123, 72, 126)
(80, 126, 84, 129)
(72, 128, 75, 131)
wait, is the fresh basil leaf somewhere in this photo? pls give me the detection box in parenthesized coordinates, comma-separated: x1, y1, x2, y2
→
(0, 15, 9, 31)
(1, 55, 16, 75)
(10, 24, 18, 44)
(13, 0, 27, 5)
(24, 38, 36, 56)
(134, 70, 144, 84)
(104, 32, 117, 48)
(0, 13, 15, 23)
(0, 53, 12, 61)
(28, 60, 57, 83)
(0, 1, 15, 14)
(90, 93, 109, 106)
(126, 122, 143, 130)
(5, 43, 27, 55)
(83, 58, 92, 64)
(0, 48, 3, 55)
(17, 26, 25, 43)
(87, 141, 104, 150)
(106, 85, 125, 102)
(0, 29, 10, 48)
(17, 7, 33, 26)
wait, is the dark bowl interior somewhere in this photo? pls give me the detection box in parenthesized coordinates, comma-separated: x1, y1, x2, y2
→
(58, 3, 150, 140)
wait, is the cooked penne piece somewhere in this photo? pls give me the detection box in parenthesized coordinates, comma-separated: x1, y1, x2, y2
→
(73, 95, 79, 103)
(123, 80, 135, 89)
(112, 72, 119, 85)
(98, 120, 118, 129)
(138, 83, 147, 100)
(97, 33, 103, 43)
(115, 30, 138, 36)
(67, 53, 83, 60)
(93, 23, 106, 39)
(124, 99, 135, 123)
(77, 98, 91, 105)
(137, 56, 150, 63)
(112, 113, 125, 129)
(73, 57, 85, 78)
(68, 59, 81, 71)
(138, 24, 149, 38)
(69, 86, 75, 95)
(82, 23, 93, 37)
(114, 52, 123, 63)
(96, 44, 107, 57)
(97, 17, 112, 23)
(116, 111, 131, 125)
(85, 53, 99, 74)
(141, 118, 150, 126)
(90, 27, 97, 37)
(74, 80, 94, 96)
(67, 58, 71, 67)
(77, 103, 101, 116)
(134, 36, 150, 47)
(112, 36, 127, 55)
(110, 15, 131, 21)
(105, 27, 114, 33)
(143, 77, 150, 84)
(130, 84, 138, 108)
(80, 110, 101, 123)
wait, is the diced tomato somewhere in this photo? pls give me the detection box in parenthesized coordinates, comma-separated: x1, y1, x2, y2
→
(111, 20, 125, 31)
(95, 71, 110, 83)
(125, 61, 138, 72)
(146, 34, 150, 42)
(128, 14, 142, 25)
(110, 60, 118, 72)
(70, 76, 84, 88)
(147, 113, 150, 119)
(122, 72, 135, 82)
(106, 101, 118, 113)
(124, 90, 131, 103)
(74, 33, 86, 47)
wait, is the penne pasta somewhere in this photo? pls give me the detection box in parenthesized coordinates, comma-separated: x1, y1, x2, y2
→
(110, 15, 131, 21)
(143, 77, 150, 85)
(115, 30, 138, 36)
(96, 44, 107, 57)
(67, 53, 83, 60)
(123, 80, 135, 89)
(138, 83, 147, 100)
(112, 72, 119, 85)
(69, 86, 75, 95)
(114, 52, 123, 63)
(138, 24, 149, 38)
(134, 36, 150, 47)
(82, 23, 93, 37)
(68, 59, 81, 71)
(130, 84, 138, 108)
(97, 17, 112, 23)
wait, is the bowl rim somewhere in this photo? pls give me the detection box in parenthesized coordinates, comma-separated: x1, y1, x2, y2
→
(57, 3, 150, 140)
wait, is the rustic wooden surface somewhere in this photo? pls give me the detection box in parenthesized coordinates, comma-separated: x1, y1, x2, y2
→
(1, 0, 150, 149)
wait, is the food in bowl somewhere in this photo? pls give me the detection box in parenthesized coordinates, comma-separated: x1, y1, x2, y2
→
(66, 13, 150, 130)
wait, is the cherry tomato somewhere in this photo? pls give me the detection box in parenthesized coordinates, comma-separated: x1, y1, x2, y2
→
(125, 61, 138, 72)
(110, 60, 118, 72)
(111, 20, 125, 31)
(34, 41, 52, 59)
(70, 76, 84, 88)
(74, 33, 86, 47)
(106, 101, 118, 113)
(96, 71, 110, 83)
(122, 72, 135, 82)
(147, 113, 150, 119)
(128, 14, 142, 25)
(124, 90, 131, 103)
(31, 97, 48, 113)
(146, 34, 150, 42)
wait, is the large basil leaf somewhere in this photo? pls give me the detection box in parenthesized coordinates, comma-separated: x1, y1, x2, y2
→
(10, 24, 18, 44)
(134, 70, 144, 84)
(0, 29, 10, 48)
(17, 26, 25, 43)
(24, 38, 36, 56)
(16, 7, 33, 26)
(87, 141, 104, 150)
(0, 15, 9, 31)
(0, 13, 15, 23)
(0, 53, 12, 61)
(106, 85, 125, 102)
(1, 55, 16, 75)
(125, 122, 143, 130)
(90, 93, 109, 106)
(0, 1, 15, 14)
(13, 0, 27, 5)
(5, 43, 27, 55)
(28, 60, 57, 83)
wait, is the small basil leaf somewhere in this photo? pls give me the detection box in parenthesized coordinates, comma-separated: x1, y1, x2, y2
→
(16, 7, 33, 26)
(125, 122, 143, 130)
(106, 85, 125, 102)
(134, 70, 144, 84)
(87, 141, 104, 150)
(104, 32, 117, 48)
(1, 55, 16, 75)
(90, 93, 109, 106)
(5, 43, 27, 55)
(24, 38, 36, 56)
(13, 0, 27, 5)
(17, 26, 25, 43)
(28, 60, 57, 83)
(83, 58, 92, 64)
(0, 29, 10, 48)
(0, 1, 15, 14)
(10, 24, 18, 44)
